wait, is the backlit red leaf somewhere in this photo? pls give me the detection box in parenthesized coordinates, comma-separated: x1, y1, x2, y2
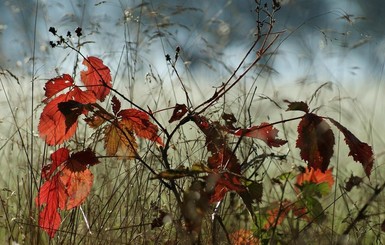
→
(296, 114, 335, 172)
(43, 74, 74, 102)
(296, 167, 334, 190)
(38, 94, 78, 145)
(36, 148, 97, 237)
(41, 148, 69, 180)
(169, 103, 188, 123)
(118, 109, 164, 146)
(60, 162, 94, 209)
(80, 56, 112, 101)
(328, 118, 374, 177)
(35, 174, 66, 238)
(68, 87, 97, 104)
(233, 122, 287, 148)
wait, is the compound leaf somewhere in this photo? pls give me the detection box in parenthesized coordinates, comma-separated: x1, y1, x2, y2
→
(118, 109, 163, 146)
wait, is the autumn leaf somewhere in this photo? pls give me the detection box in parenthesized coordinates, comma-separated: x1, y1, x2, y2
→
(328, 118, 374, 177)
(80, 56, 112, 101)
(41, 148, 70, 180)
(38, 94, 79, 145)
(43, 74, 74, 102)
(111, 95, 121, 115)
(232, 122, 287, 147)
(345, 174, 363, 192)
(68, 87, 97, 104)
(192, 115, 245, 203)
(168, 103, 188, 123)
(296, 114, 335, 172)
(60, 163, 94, 209)
(264, 200, 292, 230)
(296, 167, 334, 190)
(36, 148, 97, 238)
(36, 174, 66, 238)
(104, 120, 138, 158)
(229, 229, 259, 245)
(285, 100, 309, 113)
(118, 109, 163, 146)
(84, 115, 106, 128)
(70, 148, 99, 167)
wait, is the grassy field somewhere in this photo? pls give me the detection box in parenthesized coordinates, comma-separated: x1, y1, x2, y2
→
(1, 1, 385, 244)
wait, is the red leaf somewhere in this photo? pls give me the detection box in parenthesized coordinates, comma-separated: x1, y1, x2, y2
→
(42, 148, 69, 180)
(296, 114, 335, 172)
(192, 115, 245, 203)
(118, 109, 164, 146)
(296, 167, 334, 190)
(264, 200, 292, 230)
(233, 122, 287, 148)
(111, 95, 121, 115)
(80, 56, 112, 101)
(43, 74, 74, 102)
(36, 148, 96, 237)
(35, 174, 66, 238)
(38, 94, 79, 145)
(285, 100, 309, 113)
(328, 118, 374, 177)
(68, 87, 97, 104)
(169, 104, 188, 123)
(38, 202, 62, 238)
(60, 162, 94, 209)
(209, 183, 228, 203)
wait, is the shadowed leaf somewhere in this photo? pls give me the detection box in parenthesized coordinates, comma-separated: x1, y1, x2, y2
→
(345, 174, 363, 192)
(296, 114, 335, 172)
(328, 118, 374, 177)
(58, 100, 84, 132)
(285, 100, 309, 113)
(169, 103, 188, 123)
(111, 95, 121, 115)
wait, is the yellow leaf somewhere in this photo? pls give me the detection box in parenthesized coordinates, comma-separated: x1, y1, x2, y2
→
(104, 120, 138, 158)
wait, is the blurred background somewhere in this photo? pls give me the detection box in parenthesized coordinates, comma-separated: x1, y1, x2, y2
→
(0, 0, 384, 84)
